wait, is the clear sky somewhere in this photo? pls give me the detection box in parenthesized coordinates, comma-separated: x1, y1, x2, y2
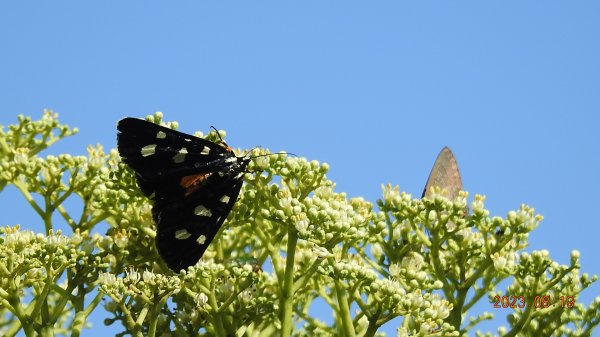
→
(1, 2, 599, 336)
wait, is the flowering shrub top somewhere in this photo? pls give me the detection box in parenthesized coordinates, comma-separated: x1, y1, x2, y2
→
(1, 111, 598, 337)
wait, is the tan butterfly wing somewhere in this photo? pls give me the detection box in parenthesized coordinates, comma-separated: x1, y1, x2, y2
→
(422, 147, 462, 199)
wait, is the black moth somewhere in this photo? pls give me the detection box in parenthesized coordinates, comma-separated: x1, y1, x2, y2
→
(117, 117, 250, 271)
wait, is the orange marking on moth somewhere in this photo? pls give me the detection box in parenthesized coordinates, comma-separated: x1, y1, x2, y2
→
(180, 173, 210, 196)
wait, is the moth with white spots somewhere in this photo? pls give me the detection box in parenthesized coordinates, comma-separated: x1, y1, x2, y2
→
(117, 117, 251, 271)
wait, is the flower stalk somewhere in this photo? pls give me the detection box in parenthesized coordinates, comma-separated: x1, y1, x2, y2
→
(280, 230, 298, 337)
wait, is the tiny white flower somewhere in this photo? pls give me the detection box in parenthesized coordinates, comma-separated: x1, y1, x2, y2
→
(98, 273, 117, 286)
(142, 270, 154, 283)
(491, 253, 507, 271)
(311, 245, 330, 258)
(125, 267, 140, 283)
(195, 293, 209, 307)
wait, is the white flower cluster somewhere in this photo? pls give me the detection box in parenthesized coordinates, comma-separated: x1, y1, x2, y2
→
(368, 277, 451, 323)
(324, 259, 378, 282)
(99, 267, 182, 299)
(276, 184, 373, 246)
(0, 226, 102, 275)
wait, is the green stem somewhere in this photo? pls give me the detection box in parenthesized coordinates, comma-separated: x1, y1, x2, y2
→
(49, 273, 78, 324)
(363, 318, 379, 337)
(136, 307, 149, 328)
(257, 325, 278, 337)
(40, 297, 52, 337)
(292, 257, 322, 293)
(71, 292, 104, 337)
(0, 136, 11, 154)
(333, 279, 356, 337)
(429, 226, 454, 302)
(117, 299, 138, 335)
(296, 310, 331, 331)
(28, 266, 57, 329)
(255, 225, 284, 281)
(207, 288, 227, 337)
(12, 181, 45, 221)
(280, 231, 298, 337)
(218, 285, 248, 313)
(8, 294, 35, 337)
(56, 204, 77, 229)
(448, 286, 468, 330)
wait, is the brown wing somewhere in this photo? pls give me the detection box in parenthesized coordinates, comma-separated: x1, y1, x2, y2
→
(422, 147, 462, 199)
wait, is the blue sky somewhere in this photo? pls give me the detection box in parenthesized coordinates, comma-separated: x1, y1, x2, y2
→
(1, 2, 599, 336)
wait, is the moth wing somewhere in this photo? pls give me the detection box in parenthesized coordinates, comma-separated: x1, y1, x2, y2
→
(117, 117, 230, 198)
(153, 176, 245, 271)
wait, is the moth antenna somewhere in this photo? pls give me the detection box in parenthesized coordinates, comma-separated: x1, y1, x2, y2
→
(250, 152, 297, 159)
(210, 126, 225, 144)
